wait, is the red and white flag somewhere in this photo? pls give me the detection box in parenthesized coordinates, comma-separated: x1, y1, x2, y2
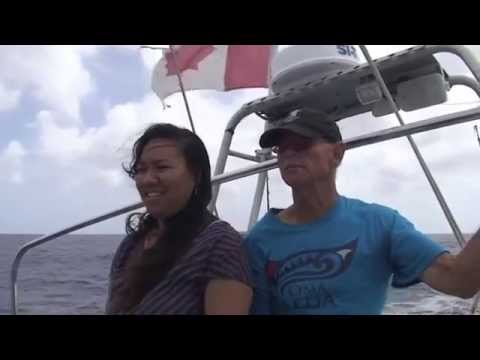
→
(152, 45, 275, 103)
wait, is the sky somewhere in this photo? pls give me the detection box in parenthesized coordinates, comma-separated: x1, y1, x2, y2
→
(1, 45, 480, 236)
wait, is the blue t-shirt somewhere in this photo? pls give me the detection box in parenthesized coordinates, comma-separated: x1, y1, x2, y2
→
(245, 196, 447, 315)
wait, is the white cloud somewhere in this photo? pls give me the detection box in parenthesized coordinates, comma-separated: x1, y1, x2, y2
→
(96, 169, 126, 188)
(0, 140, 27, 184)
(3, 140, 26, 159)
(10, 171, 23, 184)
(34, 110, 92, 165)
(31, 86, 268, 171)
(71, 45, 102, 57)
(0, 45, 95, 122)
(0, 82, 21, 112)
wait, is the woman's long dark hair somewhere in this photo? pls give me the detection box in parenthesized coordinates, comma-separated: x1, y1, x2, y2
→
(116, 123, 216, 313)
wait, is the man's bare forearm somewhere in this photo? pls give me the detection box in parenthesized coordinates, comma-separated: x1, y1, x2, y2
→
(454, 227, 480, 297)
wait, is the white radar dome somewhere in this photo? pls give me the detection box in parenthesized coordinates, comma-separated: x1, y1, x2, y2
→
(270, 45, 362, 93)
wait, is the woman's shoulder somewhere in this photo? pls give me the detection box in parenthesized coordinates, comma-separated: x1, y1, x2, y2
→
(199, 219, 239, 235)
(179, 220, 245, 265)
(198, 219, 244, 245)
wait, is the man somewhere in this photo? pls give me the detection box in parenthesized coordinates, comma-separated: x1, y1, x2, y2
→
(245, 108, 480, 314)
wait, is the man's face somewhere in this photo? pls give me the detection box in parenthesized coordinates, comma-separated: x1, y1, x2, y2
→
(275, 131, 344, 188)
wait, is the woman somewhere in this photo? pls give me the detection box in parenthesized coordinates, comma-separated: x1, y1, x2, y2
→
(106, 123, 252, 314)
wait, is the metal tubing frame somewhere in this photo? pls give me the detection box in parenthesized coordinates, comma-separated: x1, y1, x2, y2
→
(208, 108, 250, 211)
(360, 45, 466, 249)
(228, 150, 260, 163)
(449, 75, 480, 97)
(10, 104, 480, 314)
(247, 150, 270, 230)
(247, 120, 275, 231)
(432, 45, 480, 83)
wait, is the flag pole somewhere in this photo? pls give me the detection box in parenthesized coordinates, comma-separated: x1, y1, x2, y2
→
(168, 45, 196, 134)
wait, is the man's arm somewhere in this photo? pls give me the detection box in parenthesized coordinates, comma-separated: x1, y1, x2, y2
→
(422, 228, 480, 299)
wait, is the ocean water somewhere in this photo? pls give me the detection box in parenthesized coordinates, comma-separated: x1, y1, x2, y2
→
(0, 233, 476, 315)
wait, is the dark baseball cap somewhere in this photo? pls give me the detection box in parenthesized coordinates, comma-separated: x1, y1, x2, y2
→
(259, 109, 343, 148)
